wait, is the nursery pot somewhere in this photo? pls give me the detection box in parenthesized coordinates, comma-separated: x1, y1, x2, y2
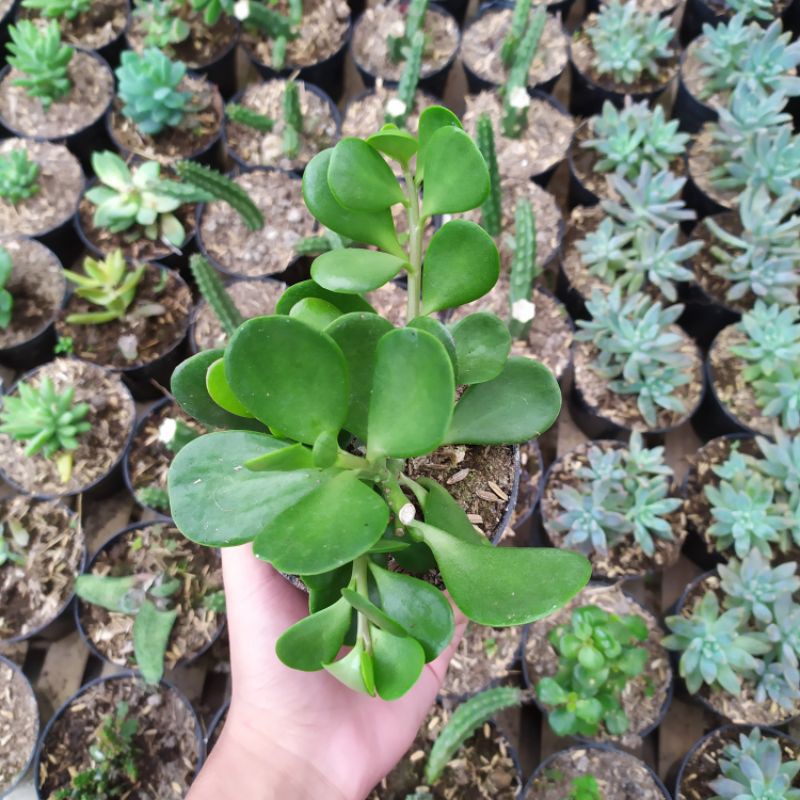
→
(0, 0, 19, 50)
(0, 654, 39, 800)
(682, 143, 730, 223)
(677, 279, 741, 351)
(679, 0, 800, 45)
(673, 54, 718, 134)
(33, 672, 205, 800)
(509, 436, 546, 538)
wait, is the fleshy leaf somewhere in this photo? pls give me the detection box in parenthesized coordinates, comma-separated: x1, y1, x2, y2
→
(408, 316, 457, 373)
(133, 599, 178, 684)
(304, 564, 352, 613)
(311, 249, 408, 293)
(328, 138, 406, 211)
(417, 106, 463, 183)
(324, 640, 372, 694)
(244, 442, 314, 472)
(372, 627, 426, 701)
(275, 279, 375, 315)
(419, 477, 488, 546)
(367, 126, 419, 164)
(275, 596, 352, 671)
(206, 358, 255, 418)
(75, 575, 138, 613)
(449, 312, 511, 385)
(340, 588, 408, 637)
(288, 297, 342, 330)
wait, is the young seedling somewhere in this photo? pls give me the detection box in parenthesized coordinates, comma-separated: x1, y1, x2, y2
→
(189, 254, 244, 339)
(282, 79, 303, 160)
(21, 0, 91, 20)
(0, 376, 91, 484)
(0, 519, 28, 567)
(0, 147, 40, 205)
(475, 113, 501, 238)
(507, 200, 538, 341)
(192, 0, 235, 25)
(500, 0, 532, 69)
(237, 0, 302, 71)
(6, 20, 73, 111)
(0, 247, 12, 330)
(385, 30, 424, 129)
(226, 103, 276, 133)
(387, 0, 428, 64)
(133, 0, 191, 52)
(536, 605, 649, 737)
(567, 776, 603, 800)
(53, 702, 140, 799)
(166, 106, 590, 700)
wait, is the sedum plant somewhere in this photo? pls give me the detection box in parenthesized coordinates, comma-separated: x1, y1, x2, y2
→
(21, 0, 91, 20)
(585, 0, 674, 86)
(0, 247, 12, 330)
(575, 288, 692, 427)
(567, 776, 603, 800)
(133, 0, 191, 52)
(536, 605, 649, 737)
(0, 148, 40, 205)
(6, 20, 73, 111)
(166, 106, 590, 700)
(0, 376, 91, 484)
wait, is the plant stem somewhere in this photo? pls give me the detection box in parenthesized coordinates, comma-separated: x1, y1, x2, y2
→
(354, 555, 372, 652)
(402, 165, 423, 323)
(399, 474, 427, 506)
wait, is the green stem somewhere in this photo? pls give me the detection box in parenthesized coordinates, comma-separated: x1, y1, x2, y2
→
(402, 164, 423, 323)
(354, 556, 371, 652)
(334, 450, 370, 470)
(399, 474, 427, 506)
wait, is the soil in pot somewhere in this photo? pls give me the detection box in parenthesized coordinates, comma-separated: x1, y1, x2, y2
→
(0, 496, 82, 642)
(541, 440, 686, 578)
(0, 237, 65, 355)
(0, 359, 135, 497)
(462, 91, 574, 181)
(461, 7, 568, 91)
(680, 36, 728, 113)
(509, 439, 543, 538)
(367, 703, 521, 799)
(225, 79, 339, 171)
(524, 584, 672, 747)
(342, 84, 435, 138)
(126, 401, 205, 514)
(352, 2, 459, 83)
(56, 263, 192, 371)
(0, 657, 37, 795)
(78, 522, 223, 671)
(440, 623, 524, 699)
(108, 73, 223, 164)
(37, 675, 201, 799)
(17, 0, 129, 50)
(199, 169, 316, 278)
(191, 276, 286, 351)
(242, 0, 350, 70)
(0, 49, 114, 139)
(525, 745, 667, 800)
(0, 138, 83, 238)
(686, 127, 741, 214)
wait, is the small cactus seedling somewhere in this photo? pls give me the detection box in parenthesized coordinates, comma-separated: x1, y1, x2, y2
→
(282, 80, 303, 159)
(507, 200, 538, 341)
(226, 103, 276, 132)
(475, 114, 501, 238)
(238, 0, 302, 71)
(294, 228, 350, 255)
(0, 148, 40, 205)
(388, 0, 429, 64)
(385, 30, 424, 128)
(0, 247, 12, 330)
(189, 254, 244, 338)
(500, 0, 533, 69)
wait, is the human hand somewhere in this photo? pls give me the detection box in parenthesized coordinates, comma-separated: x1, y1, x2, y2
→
(188, 544, 467, 800)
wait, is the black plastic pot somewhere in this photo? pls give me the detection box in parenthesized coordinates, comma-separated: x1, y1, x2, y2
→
(680, 0, 800, 45)
(566, 139, 601, 211)
(33, 671, 205, 800)
(677, 278, 741, 352)
(673, 56, 718, 134)
(0, 51, 115, 172)
(462, 2, 566, 96)
(74, 521, 225, 673)
(351, 4, 460, 99)
(683, 148, 731, 224)
(0, 0, 19, 50)
(224, 80, 342, 173)
(524, 742, 671, 799)
(243, 17, 353, 102)
(523, 90, 573, 188)
(206, 699, 229, 753)
(0, 654, 39, 800)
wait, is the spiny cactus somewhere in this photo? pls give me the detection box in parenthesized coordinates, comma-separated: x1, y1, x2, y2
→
(293, 229, 350, 255)
(7, 20, 73, 111)
(476, 114, 501, 238)
(21, 0, 91, 20)
(424, 687, 521, 785)
(0, 147, 40, 205)
(226, 103, 275, 132)
(388, 0, 429, 64)
(282, 80, 303, 159)
(189, 254, 244, 337)
(191, 0, 235, 26)
(508, 200, 538, 341)
(500, 0, 532, 69)
(173, 161, 265, 230)
(239, 0, 301, 71)
(385, 30, 423, 128)
(0, 247, 12, 330)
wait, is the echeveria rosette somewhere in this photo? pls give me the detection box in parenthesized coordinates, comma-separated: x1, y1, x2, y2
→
(664, 590, 771, 695)
(757, 429, 800, 497)
(166, 107, 591, 700)
(551, 483, 631, 556)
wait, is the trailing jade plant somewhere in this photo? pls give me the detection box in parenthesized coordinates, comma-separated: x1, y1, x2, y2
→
(583, 100, 690, 181)
(385, 30, 424, 129)
(709, 728, 800, 800)
(0, 376, 91, 484)
(0, 247, 12, 330)
(190, 253, 244, 340)
(53, 702, 140, 800)
(387, 0, 428, 63)
(730, 302, 800, 430)
(0, 148, 40, 205)
(575, 288, 692, 427)
(133, 0, 191, 52)
(235, 0, 302, 70)
(507, 200, 538, 341)
(551, 432, 680, 557)
(536, 605, 649, 737)
(21, 0, 91, 20)
(166, 106, 590, 699)
(584, 0, 674, 86)
(6, 20, 73, 111)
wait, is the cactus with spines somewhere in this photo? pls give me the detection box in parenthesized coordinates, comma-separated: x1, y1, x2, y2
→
(508, 200, 538, 341)
(0, 247, 12, 330)
(282, 80, 303, 159)
(172, 161, 264, 231)
(294, 229, 350, 255)
(476, 114, 501, 237)
(189, 254, 244, 338)
(239, 0, 301, 70)
(500, 0, 533, 68)
(424, 687, 522, 785)
(226, 103, 275, 132)
(388, 0, 429, 63)
(385, 30, 424, 128)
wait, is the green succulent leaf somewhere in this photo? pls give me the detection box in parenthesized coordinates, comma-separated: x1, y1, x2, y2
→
(324, 639, 373, 694)
(275, 596, 352, 671)
(206, 358, 256, 419)
(417, 106, 463, 183)
(418, 476, 488, 546)
(407, 317, 458, 372)
(367, 126, 419, 164)
(75, 575, 139, 613)
(243, 442, 314, 472)
(304, 565, 352, 613)
(328, 137, 406, 211)
(133, 599, 178, 684)
(449, 312, 512, 385)
(288, 297, 343, 330)
(275, 279, 376, 315)
(371, 627, 426, 700)
(340, 588, 408, 637)
(311, 249, 408, 294)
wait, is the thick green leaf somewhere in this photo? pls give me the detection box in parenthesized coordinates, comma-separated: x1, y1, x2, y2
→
(304, 564, 353, 613)
(171, 350, 263, 431)
(421, 221, 499, 314)
(226, 316, 349, 444)
(324, 640, 372, 694)
(326, 312, 394, 440)
(369, 563, 455, 661)
(408, 316, 457, 373)
(168, 431, 330, 546)
(419, 477, 488, 546)
(371, 627, 426, 700)
(328, 138, 406, 211)
(536, 676, 567, 705)
(449, 312, 511, 385)
(340, 588, 408, 637)
(244, 442, 314, 472)
(421, 128, 490, 217)
(417, 106, 462, 183)
(412, 521, 591, 626)
(288, 297, 342, 330)
(303, 149, 404, 257)
(206, 358, 255, 418)
(252, 472, 389, 574)
(444, 357, 561, 444)
(312, 431, 339, 468)
(275, 279, 375, 315)
(275, 597, 352, 671)
(367, 126, 419, 164)
(368, 539, 412, 554)
(312, 249, 408, 294)
(133, 599, 178, 684)
(75, 575, 139, 613)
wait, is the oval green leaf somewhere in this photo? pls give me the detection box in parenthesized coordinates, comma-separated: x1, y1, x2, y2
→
(340, 588, 408, 637)
(275, 596, 352, 671)
(372, 627, 426, 700)
(328, 137, 406, 211)
(449, 312, 511, 385)
(418, 476, 487, 546)
(312, 249, 408, 294)
(244, 442, 314, 472)
(408, 316, 457, 373)
(417, 106, 463, 183)
(133, 599, 178, 684)
(324, 640, 372, 695)
(275, 279, 375, 315)
(367, 126, 419, 164)
(206, 358, 255, 418)
(288, 297, 342, 330)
